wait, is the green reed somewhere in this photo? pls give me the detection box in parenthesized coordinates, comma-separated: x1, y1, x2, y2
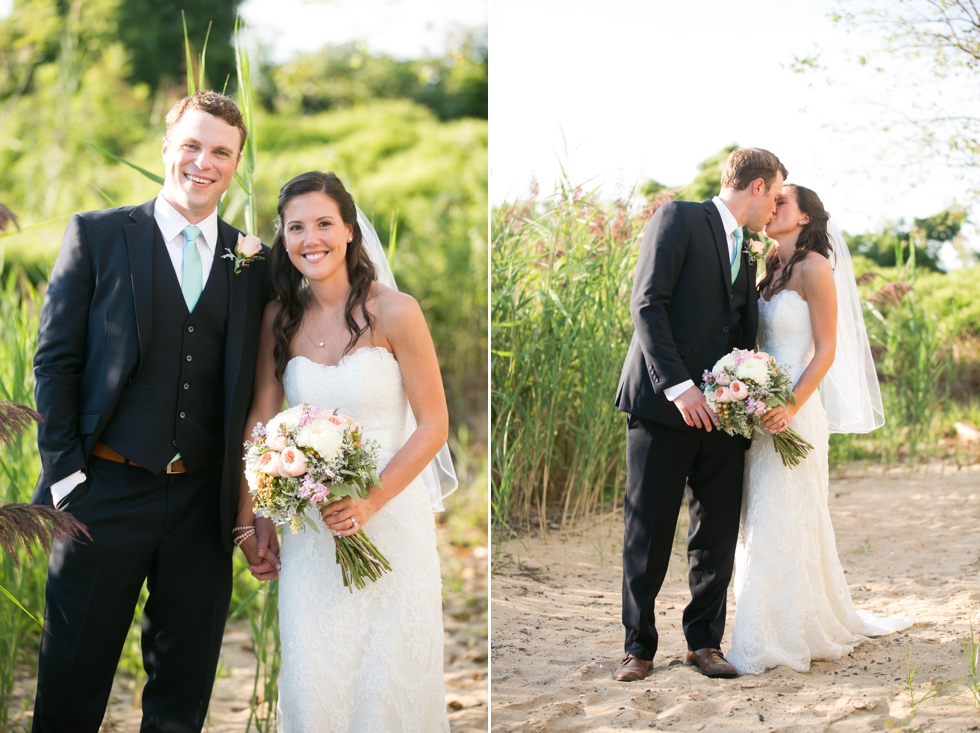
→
(492, 186, 649, 532)
(0, 274, 48, 727)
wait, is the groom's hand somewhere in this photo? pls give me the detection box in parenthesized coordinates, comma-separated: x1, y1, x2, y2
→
(674, 385, 719, 431)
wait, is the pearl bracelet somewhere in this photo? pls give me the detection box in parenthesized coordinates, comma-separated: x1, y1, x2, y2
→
(233, 528, 255, 547)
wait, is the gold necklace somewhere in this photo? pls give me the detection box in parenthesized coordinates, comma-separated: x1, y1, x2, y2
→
(305, 307, 344, 348)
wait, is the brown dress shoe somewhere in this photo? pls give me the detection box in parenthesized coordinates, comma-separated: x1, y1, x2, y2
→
(684, 648, 738, 679)
(612, 653, 653, 681)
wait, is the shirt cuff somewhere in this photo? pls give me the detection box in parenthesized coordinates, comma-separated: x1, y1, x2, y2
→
(50, 470, 86, 506)
(663, 380, 695, 402)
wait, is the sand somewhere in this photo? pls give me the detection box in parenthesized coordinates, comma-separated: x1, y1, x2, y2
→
(491, 464, 980, 732)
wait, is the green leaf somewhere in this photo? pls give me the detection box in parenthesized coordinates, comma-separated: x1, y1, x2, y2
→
(76, 137, 164, 184)
(182, 11, 196, 95)
(0, 583, 42, 628)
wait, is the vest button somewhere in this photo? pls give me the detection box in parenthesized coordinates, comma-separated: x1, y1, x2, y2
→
(179, 411, 186, 418)
(723, 326, 730, 333)
(186, 355, 192, 361)
(187, 326, 194, 333)
(183, 383, 190, 390)
(173, 440, 178, 447)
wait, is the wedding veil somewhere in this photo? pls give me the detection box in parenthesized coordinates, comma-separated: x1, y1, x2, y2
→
(355, 207, 459, 511)
(819, 219, 885, 434)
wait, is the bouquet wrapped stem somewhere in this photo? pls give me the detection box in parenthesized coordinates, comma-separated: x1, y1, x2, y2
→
(769, 428, 815, 468)
(319, 498, 392, 592)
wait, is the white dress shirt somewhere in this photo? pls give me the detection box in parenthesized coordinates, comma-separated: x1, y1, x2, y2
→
(49, 196, 220, 506)
(662, 195, 741, 402)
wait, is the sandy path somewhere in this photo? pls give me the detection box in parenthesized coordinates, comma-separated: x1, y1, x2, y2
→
(491, 464, 980, 732)
(8, 516, 488, 732)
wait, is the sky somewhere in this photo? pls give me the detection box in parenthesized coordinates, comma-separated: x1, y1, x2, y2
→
(0, 0, 487, 60)
(491, 0, 980, 267)
(239, 0, 487, 62)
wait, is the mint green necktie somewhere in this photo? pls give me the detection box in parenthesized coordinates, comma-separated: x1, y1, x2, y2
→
(181, 225, 203, 311)
(730, 227, 743, 285)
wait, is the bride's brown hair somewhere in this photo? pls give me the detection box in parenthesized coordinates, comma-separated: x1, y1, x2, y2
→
(269, 171, 378, 382)
(757, 184, 833, 298)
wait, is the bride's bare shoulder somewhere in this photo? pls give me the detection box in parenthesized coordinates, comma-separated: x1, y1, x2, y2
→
(368, 282, 424, 325)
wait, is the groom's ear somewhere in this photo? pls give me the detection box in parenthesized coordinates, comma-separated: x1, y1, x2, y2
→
(751, 178, 767, 196)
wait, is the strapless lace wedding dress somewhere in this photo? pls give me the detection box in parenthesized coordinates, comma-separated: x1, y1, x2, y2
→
(727, 291, 912, 675)
(277, 347, 450, 732)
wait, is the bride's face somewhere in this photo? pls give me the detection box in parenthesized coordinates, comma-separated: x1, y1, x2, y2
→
(763, 186, 809, 239)
(282, 191, 355, 282)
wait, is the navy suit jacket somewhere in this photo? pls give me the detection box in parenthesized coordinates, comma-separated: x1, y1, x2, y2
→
(32, 199, 271, 549)
(615, 199, 759, 430)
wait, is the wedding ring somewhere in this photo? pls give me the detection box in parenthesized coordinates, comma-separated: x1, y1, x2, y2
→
(781, 419, 787, 427)
(350, 517, 357, 529)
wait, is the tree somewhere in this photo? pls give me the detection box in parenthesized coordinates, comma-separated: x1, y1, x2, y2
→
(833, 1, 980, 181)
(843, 207, 967, 272)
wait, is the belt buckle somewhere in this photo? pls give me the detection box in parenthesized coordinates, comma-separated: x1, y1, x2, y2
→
(166, 461, 179, 474)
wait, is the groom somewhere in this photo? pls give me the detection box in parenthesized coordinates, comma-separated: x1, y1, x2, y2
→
(31, 91, 278, 732)
(614, 147, 785, 681)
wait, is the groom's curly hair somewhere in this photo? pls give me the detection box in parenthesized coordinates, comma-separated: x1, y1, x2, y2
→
(757, 185, 833, 298)
(268, 171, 378, 382)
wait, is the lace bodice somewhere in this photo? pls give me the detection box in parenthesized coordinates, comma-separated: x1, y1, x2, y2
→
(284, 348, 408, 460)
(758, 290, 814, 383)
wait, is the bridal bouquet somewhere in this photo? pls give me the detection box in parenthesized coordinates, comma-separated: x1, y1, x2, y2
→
(244, 403, 391, 591)
(701, 348, 814, 467)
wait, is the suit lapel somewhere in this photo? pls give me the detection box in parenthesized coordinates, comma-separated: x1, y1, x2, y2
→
(220, 219, 247, 430)
(124, 200, 157, 371)
(703, 200, 733, 299)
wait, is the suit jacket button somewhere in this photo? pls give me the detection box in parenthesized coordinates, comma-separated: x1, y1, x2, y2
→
(179, 411, 186, 418)
(186, 355, 192, 361)
(183, 383, 190, 390)
(187, 326, 194, 333)
(723, 326, 730, 333)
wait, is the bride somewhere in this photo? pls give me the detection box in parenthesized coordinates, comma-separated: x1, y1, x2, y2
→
(238, 171, 456, 730)
(726, 184, 913, 675)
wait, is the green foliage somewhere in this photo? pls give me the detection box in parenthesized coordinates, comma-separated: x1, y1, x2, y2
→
(492, 186, 648, 529)
(116, 0, 242, 91)
(844, 208, 967, 273)
(267, 29, 488, 121)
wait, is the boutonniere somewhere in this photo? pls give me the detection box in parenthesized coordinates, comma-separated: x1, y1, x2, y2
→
(223, 233, 264, 274)
(743, 239, 765, 265)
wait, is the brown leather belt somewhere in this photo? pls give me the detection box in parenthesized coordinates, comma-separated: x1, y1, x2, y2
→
(92, 442, 188, 474)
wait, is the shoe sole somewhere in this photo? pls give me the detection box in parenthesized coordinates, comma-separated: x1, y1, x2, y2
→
(686, 662, 737, 679)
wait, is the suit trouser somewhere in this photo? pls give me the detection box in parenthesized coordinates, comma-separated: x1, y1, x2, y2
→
(622, 414, 745, 660)
(32, 457, 232, 733)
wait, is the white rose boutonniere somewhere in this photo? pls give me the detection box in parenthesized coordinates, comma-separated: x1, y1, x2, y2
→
(223, 232, 264, 274)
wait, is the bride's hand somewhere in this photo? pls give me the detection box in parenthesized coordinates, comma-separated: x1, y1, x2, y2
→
(320, 492, 384, 537)
(762, 404, 796, 433)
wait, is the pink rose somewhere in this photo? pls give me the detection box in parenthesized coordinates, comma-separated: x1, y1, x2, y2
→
(749, 240, 764, 256)
(714, 386, 732, 403)
(279, 446, 309, 477)
(751, 352, 769, 361)
(715, 372, 732, 386)
(729, 380, 750, 401)
(257, 450, 282, 475)
(237, 232, 262, 258)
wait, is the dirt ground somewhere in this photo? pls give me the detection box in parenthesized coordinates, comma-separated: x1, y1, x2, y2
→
(491, 464, 980, 732)
(7, 516, 488, 732)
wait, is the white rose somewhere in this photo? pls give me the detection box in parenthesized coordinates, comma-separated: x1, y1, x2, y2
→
(736, 359, 769, 387)
(295, 420, 344, 463)
(245, 468, 260, 494)
(712, 353, 736, 375)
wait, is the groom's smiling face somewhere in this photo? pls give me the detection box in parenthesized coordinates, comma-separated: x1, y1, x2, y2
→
(161, 109, 242, 224)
